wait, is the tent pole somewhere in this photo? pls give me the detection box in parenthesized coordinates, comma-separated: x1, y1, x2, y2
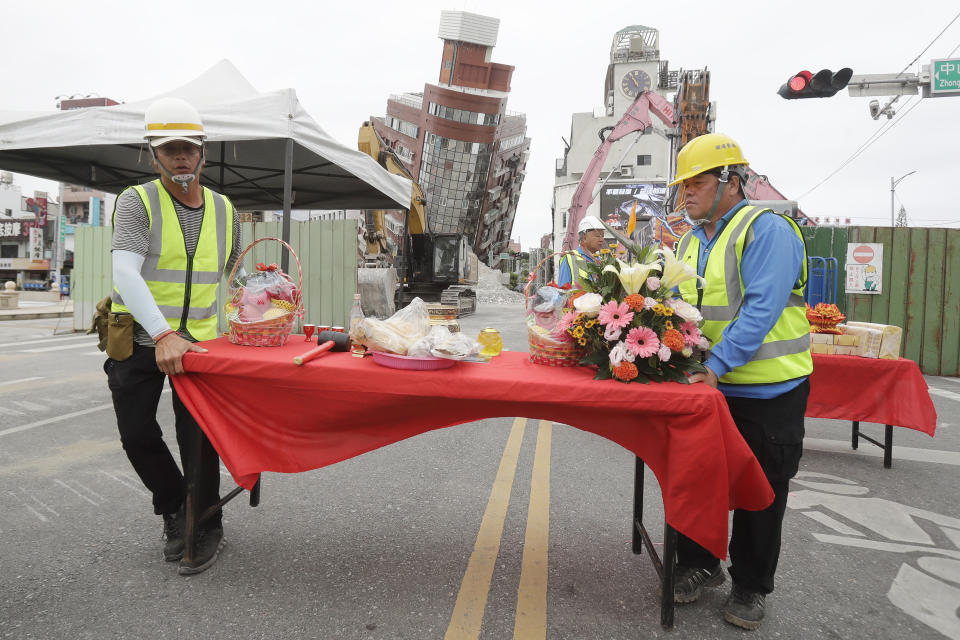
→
(281, 138, 293, 272)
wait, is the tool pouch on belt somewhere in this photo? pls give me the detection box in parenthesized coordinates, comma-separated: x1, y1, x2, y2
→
(88, 296, 112, 353)
(106, 312, 135, 361)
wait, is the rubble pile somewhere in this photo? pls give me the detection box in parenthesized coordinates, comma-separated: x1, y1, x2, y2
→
(475, 261, 526, 305)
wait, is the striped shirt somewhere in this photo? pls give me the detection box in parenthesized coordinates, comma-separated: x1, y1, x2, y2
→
(112, 184, 241, 345)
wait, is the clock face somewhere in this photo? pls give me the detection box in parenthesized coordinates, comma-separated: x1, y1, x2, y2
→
(620, 69, 652, 98)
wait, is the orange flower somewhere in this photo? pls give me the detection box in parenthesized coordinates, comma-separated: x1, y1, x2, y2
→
(612, 361, 639, 381)
(662, 328, 685, 352)
(624, 293, 645, 312)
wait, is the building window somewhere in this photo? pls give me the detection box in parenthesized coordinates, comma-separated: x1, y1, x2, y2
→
(394, 143, 414, 163)
(499, 134, 525, 151)
(637, 155, 652, 166)
(428, 102, 499, 126)
(386, 116, 419, 139)
(4, 209, 10, 216)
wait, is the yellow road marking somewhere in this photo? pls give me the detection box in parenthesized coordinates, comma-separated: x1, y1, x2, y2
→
(445, 417, 527, 640)
(514, 420, 552, 639)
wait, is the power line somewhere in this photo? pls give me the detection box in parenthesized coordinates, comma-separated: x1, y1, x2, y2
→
(897, 9, 960, 76)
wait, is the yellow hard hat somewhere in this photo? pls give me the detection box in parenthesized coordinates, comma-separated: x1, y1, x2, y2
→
(668, 133, 749, 186)
(144, 97, 205, 148)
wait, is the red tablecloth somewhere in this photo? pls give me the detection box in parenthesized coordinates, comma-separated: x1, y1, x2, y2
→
(172, 338, 774, 559)
(807, 354, 937, 436)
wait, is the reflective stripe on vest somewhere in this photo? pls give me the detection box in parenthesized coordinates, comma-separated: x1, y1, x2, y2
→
(564, 252, 592, 288)
(112, 180, 233, 342)
(676, 205, 812, 385)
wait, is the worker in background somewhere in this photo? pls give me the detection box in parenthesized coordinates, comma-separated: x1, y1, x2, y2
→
(557, 215, 606, 288)
(669, 133, 812, 631)
(105, 97, 241, 575)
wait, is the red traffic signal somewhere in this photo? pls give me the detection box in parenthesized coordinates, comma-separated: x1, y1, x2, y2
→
(778, 68, 852, 99)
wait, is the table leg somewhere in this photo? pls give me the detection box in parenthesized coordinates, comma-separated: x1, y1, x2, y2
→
(182, 424, 203, 566)
(661, 523, 677, 629)
(250, 474, 261, 507)
(632, 457, 644, 555)
(851, 421, 859, 450)
(884, 425, 893, 469)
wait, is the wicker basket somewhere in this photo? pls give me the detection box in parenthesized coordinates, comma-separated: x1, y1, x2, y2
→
(525, 252, 585, 367)
(225, 237, 303, 347)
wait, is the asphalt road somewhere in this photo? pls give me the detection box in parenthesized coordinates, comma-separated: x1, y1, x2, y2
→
(1, 304, 958, 639)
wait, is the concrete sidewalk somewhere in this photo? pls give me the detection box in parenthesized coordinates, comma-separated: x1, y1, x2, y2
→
(0, 299, 74, 321)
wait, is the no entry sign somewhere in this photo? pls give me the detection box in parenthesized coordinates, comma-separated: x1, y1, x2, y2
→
(846, 243, 883, 295)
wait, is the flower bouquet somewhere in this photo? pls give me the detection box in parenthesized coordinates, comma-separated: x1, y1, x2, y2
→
(552, 243, 710, 383)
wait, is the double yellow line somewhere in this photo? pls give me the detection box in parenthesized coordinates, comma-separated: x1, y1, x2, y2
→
(445, 417, 553, 640)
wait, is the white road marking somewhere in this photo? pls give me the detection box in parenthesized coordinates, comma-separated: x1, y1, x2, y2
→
(0, 405, 25, 417)
(7, 490, 47, 522)
(928, 387, 960, 403)
(99, 471, 149, 497)
(0, 389, 170, 438)
(0, 334, 91, 349)
(804, 438, 960, 466)
(0, 377, 44, 386)
(54, 479, 100, 506)
(70, 480, 105, 502)
(24, 489, 59, 517)
(799, 510, 865, 536)
(19, 342, 98, 353)
(11, 400, 46, 412)
(943, 377, 960, 386)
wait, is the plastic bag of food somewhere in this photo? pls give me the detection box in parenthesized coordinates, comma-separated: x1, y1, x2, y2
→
(431, 331, 480, 360)
(350, 297, 431, 354)
(228, 262, 298, 323)
(408, 325, 453, 358)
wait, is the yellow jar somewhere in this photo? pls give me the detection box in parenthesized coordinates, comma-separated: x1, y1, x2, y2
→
(477, 327, 503, 357)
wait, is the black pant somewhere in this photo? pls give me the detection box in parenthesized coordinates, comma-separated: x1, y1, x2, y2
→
(676, 378, 809, 594)
(105, 344, 221, 528)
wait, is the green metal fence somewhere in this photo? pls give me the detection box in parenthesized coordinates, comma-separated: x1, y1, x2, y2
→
(73, 220, 359, 335)
(802, 225, 960, 376)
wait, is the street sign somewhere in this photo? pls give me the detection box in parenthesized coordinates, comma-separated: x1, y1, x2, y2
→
(931, 58, 960, 96)
(846, 243, 883, 294)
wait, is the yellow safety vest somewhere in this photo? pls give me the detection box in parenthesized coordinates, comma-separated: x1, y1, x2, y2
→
(111, 179, 234, 342)
(676, 205, 812, 385)
(563, 251, 593, 288)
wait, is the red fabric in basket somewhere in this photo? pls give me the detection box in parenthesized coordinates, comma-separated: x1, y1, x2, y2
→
(807, 354, 937, 435)
(173, 338, 773, 559)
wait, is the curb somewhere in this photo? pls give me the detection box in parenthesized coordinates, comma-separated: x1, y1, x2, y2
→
(0, 308, 74, 321)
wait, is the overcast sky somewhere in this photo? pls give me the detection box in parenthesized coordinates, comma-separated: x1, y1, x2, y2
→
(5, 0, 959, 248)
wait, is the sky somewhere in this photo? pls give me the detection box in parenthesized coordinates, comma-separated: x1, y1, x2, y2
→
(4, 0, 959, 249)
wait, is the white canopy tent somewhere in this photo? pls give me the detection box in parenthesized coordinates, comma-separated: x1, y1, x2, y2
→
(0, 60, 411, 267)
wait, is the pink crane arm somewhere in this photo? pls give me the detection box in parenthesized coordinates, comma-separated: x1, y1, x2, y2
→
(562, 91, 678, 251)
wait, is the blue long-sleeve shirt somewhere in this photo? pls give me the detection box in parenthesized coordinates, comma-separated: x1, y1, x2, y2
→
(557, 247, 595, 287)
(690, 200, 807, 399)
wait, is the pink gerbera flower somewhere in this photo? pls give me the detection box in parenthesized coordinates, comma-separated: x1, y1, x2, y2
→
(597, 300, 634, 331)
(679, 321, 701, 347)
(625, 326, 660, 358)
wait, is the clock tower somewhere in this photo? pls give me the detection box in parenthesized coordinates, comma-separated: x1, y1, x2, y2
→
(603, 25, 669, 117)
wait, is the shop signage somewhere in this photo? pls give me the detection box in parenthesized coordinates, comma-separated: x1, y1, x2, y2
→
(0, 258, 51, 270)
(0, 221, 23, 237)
(846, 243, 883, 294)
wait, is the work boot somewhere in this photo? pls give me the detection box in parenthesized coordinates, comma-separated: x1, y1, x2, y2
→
(723, 584, 766, 630)
(178, 527, 225, 575)
(673, 564, 725, 603)
(161, 509, 185, 562)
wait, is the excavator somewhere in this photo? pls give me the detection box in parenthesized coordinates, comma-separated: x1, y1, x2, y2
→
(357, 121, 478, 317)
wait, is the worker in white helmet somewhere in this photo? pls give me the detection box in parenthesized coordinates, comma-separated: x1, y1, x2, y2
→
(105, 97, 241, 575)
(557, 215, 606, 288)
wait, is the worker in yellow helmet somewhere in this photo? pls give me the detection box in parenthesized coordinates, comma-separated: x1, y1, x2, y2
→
(105, 97, 241, 575)
(668, 133, 812, 631)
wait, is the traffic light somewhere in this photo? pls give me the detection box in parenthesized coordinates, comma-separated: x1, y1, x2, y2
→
(778, 68, 853, 99)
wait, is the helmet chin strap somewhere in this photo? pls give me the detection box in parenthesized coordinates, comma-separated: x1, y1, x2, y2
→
(686, 166, 729, 227)
(152, 146, 205, 194)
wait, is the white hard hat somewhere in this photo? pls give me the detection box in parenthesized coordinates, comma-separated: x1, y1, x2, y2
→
(144, 97, 205, 147)
(578, 215, 605, 233)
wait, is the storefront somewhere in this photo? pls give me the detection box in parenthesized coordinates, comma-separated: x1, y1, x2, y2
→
(0, 257, 52, 288)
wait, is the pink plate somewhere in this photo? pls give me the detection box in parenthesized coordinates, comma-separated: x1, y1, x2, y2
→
(370, 351, 457, 371)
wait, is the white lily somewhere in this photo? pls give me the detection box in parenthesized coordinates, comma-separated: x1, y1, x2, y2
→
(602, 259, 662, 295)
(657, 249, 707, 290)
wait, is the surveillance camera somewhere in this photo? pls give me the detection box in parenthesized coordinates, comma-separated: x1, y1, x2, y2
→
(869, 100, 880, 119)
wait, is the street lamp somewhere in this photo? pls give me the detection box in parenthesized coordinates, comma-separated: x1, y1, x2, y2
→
(890, 171, 916, 227)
